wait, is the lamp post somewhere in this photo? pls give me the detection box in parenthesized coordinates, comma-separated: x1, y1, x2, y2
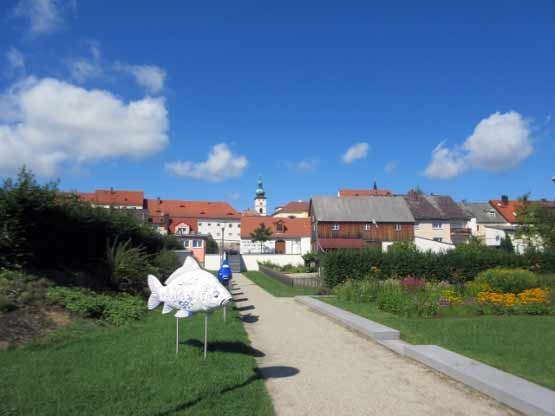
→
(220, 227, 225, 262)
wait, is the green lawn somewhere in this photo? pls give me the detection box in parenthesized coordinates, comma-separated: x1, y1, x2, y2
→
(0, 307, 274, 416)
(243, 271, 320, 297)
(322, 298, 555, 390)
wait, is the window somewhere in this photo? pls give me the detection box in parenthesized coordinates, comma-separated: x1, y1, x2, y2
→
(217, 223, 221, 227)
(487, 210, 496, 218)
(228, 224, 232, 228)
(237, 224, 240, 228)
(332, 223, 340, 231)
(432, 223, 442, 229)
(183, 240, 190, 247)
(192, 239, 203, 248)
(259, 208, 263, 214)
(198, 222, 203, 227)
(414, 223, 420, 230)
(207, 223, 211, 226)
(433, 237, 443, 242)
(395, 224, 402, 231)
(276, 222, 285, 232)
(363, 224, 370, 231)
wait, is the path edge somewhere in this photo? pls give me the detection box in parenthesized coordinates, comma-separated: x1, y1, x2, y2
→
(295, 296, 555, 416)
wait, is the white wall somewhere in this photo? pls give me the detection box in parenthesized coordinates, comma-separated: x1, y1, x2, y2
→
(197, 219, 241, 244)
(414, 237, 455, 253)
(204, 254, 222, 270)
(242, 254, 305, 271)
(414, 221, 452, 244)
(240, 237, 311, 255)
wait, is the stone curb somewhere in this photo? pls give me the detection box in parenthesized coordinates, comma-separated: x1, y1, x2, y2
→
(295, 296, 555, 416)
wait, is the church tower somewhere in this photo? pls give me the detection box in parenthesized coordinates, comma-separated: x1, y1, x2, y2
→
(254, 176, 267, 216)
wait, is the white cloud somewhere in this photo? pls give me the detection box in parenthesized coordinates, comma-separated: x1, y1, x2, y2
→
(425, 111, 533, 179)
(226, 192, 240, 201)
(166, 143, 248, 182)
(67, 43, 103, 83)
(384, 160, 397, 174)
(287, 157, 319, 172)
(5, 48, 25, 74)
(342, 142, 369, 164)
(0, 77, 169, 177)
(116, 63, 166, 93)
(424, 142, 467, 179)
(13, 0, 74, 35)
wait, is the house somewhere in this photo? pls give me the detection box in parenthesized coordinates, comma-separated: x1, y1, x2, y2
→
(459, 202, 507, 245)
(75, 188, 148, 222)
(178, 233, 211, 265)
(309, 196, 415, 251)
(77, 188, 145, 209)
(403, 192, 470, 245)
(488, 196, 523, 224)
(145, 199, 241, 250)
(240, 216, 311, 254)
(272, 201, 310, 218)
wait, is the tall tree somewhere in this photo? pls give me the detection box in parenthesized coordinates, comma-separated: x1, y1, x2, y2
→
(517, 201, 555, 251)
(250, 223, 273, 253)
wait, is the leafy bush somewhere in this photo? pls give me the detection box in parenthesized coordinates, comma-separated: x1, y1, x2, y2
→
(475, 268, 538, 293)
(320, 246, 555, 288)
(0, 168, 178, 284)
(258, 261, 311, 273)
(46, 286, 145, 325)
(151, 250, 181, 280)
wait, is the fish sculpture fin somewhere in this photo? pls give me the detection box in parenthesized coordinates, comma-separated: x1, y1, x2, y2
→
(147, 275, 163, 310)
(175, 310, 192, 319)
(162, 303, 173, 314)
(165, 256, 201, 285)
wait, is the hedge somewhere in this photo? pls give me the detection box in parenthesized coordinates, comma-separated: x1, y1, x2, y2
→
(320, 246, 555, 288)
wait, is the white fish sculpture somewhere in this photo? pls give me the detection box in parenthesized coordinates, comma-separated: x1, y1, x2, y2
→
(147, 256, 232, 318)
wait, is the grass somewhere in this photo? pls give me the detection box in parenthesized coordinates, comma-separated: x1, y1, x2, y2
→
(0, 307, 274, 416)
(243, 271, 320, 297)
(322, 297, 555, 390)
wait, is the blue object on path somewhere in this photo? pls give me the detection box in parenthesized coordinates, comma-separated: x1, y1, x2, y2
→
(218, 259, 232, 288)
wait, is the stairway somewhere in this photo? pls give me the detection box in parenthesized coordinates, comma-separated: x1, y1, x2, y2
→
(227, 254, 242, 273)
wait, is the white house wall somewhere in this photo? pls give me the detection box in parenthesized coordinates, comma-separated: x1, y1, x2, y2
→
(197, 219, 241, 244)
(240, 237, 311, 255)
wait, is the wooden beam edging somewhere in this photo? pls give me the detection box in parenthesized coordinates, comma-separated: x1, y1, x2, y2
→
(295, 296, 555, 416)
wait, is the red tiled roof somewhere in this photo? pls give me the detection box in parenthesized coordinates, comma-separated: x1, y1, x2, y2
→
(489, 200, 522, 224)
(167, 218, 198, 234)
(319, 238, 368, 249)
(146, 199, 240, 219)
(240, 217, 310, 238)
(77, 189, 144, 206)
(274, 201, 309, 214)
(338, 189, 392, 197)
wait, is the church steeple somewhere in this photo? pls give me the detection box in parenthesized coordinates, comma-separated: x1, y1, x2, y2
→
(254, 176, 267, 216)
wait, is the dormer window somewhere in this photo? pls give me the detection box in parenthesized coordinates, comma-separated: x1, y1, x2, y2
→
(276, 222, 285, 232)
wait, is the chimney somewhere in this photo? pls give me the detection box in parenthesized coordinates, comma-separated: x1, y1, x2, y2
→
(501, 195, 509, 205)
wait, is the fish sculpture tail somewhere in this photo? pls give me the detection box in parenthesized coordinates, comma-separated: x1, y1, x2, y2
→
(147, 274, 163, 310)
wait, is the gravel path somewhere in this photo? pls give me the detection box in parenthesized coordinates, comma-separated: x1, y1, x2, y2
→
(232, 273, 516, 416)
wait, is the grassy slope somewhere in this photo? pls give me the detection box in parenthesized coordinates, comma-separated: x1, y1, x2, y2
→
(243, 271, 320, 297)
(0, 308, 273, 416)
(323, 298, 555, 390)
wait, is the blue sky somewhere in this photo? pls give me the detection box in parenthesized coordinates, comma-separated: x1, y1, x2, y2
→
(1, 0, 554, 212)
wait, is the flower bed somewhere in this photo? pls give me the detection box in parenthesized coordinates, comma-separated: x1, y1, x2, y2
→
(333, 268, 555, 318)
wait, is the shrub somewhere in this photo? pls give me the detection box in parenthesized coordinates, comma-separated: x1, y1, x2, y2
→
(333, 279, 380, 303)
(400, 276, 425, 292)
(0, 168, 178, 283)
(151, 250, 181, 280)
(475, 268, 538, 293)
(320, 246, 555, 288)
(46, 286, 145, 325)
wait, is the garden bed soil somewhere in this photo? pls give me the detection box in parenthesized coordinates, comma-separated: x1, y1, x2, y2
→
(0, 305, 71, 349)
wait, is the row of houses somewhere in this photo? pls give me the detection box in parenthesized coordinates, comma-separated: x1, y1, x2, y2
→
(74, 180, 549, 265)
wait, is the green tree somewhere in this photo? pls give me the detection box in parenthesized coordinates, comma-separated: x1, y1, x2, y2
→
(250, 223, 273, 253)
(205, 237, 219, 254)
(517, 201, 555, 251)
